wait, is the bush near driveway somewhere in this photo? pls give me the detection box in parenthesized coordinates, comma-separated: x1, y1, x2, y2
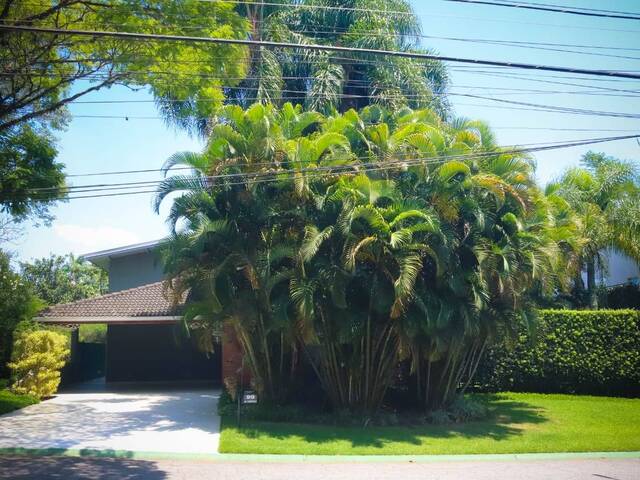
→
(0, 389, 39, 415)
(9, 330, 69, 399)
(476, 310, 640, 396)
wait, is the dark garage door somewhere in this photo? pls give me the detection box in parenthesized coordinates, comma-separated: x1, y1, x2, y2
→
(106, 324, 221, 384)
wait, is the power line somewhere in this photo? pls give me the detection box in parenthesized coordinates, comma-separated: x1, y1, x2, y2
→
(2, 24, 640, 80)
(31, 134, 640, 199)
(443, 0, 640, 20)
(17, 0, 640, 35)
(47, 136, 633, 192)
(8, 15, 640, 57)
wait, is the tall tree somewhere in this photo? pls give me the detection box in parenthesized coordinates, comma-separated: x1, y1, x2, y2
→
(20, 253, 107, 306)
(155, 103, 348, 402)
(0, 124, 64, 227)
(157, 103, 574, 412)
(550, 152, 640, 308)
(168, 0, 449, 135)
(0, 0, 250, 227)
(0, 0, 249, 134)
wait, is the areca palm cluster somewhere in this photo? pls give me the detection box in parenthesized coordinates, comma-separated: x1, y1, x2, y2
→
(156, 102, 575, 411)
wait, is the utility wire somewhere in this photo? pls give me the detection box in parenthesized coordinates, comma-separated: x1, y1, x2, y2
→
(2, 24, 639, 80)
(56, 137, 640, 200)
(443, 0, 640, 20)
(30, 134, 640, 199)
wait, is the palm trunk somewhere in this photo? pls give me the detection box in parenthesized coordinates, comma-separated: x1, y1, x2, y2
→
(586, 258, 598, 309)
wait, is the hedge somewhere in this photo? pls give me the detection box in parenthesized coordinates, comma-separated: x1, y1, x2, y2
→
(475, 310, 640, 397)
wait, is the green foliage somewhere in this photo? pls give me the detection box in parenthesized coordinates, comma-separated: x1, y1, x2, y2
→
(8, 329, 70, 399)
(2, 0, 249, 134)
(218, 387, 487, 427)
(550, 152, 640, 307)
(0, 125, 65, 223)
(216, 0, 449, 118)
(426, 396, 489, 425)
(603, 284, 640, 309)
(0, 251, 43, 377)
(0, 0, 249, 224)
(158, 102, 578, 413)
(20, 254, 107, 306)
(0, 388, 39, 415)
(476, 310, 640, 397)
(78, 324, 107, 344)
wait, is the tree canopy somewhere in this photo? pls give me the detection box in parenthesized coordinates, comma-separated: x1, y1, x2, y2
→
(20, 253, 107, 306)
(168, 0, 449, 135)
(0, 0, 250, 227)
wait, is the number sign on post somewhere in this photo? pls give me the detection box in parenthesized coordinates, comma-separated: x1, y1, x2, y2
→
(242, 390, 258, 405)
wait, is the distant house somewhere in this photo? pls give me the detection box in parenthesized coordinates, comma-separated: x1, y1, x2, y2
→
(599, 251, 640, 286)
(36, 240, 242, 386)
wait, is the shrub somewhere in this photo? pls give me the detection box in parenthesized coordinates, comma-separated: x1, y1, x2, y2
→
(476, 310, 640, 397)
(426, 396, 488, 425)
(604, 284, 640, 309)
(0, 389, 39, 415)
(8, 330, 70, 399)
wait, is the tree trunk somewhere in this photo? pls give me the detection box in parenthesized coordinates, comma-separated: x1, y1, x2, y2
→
(586, 258, 598, 309)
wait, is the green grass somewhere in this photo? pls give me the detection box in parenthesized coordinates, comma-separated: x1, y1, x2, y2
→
(0, 389, 39, 416)
(219, 393, 640, 455)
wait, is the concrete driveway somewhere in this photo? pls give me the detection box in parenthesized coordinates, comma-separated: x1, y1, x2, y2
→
(0, 387, 221, 455)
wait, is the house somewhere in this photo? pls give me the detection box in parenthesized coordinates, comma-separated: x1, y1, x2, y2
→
(36, 240, 244, 386)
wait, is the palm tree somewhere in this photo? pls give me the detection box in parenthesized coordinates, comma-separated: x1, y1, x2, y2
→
(550, 152, 640, 308)
(161, 1, 450, 135)
(155, 103, 351, 401)
(156, 102, 575, 412)
(292, 174, 442, 412)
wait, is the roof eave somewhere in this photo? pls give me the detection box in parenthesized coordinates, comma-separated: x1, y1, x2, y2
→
(36, 315, 182, 325)
(81, 239, 162, 267)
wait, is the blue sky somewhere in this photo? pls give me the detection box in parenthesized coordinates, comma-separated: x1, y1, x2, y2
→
(13, 0, 640, 262)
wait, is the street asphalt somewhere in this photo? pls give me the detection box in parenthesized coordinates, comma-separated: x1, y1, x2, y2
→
(0, 455, 638, 480)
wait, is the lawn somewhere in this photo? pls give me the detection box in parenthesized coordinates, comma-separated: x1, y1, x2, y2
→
(0, 389, 39, 416)
(219, 393, 640, 455)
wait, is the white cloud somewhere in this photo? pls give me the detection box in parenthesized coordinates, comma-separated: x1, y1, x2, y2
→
(53, 224, 141, 253)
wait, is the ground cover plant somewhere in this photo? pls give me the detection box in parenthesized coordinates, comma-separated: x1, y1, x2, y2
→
(0, 387, 38, 416)
(219, 392, 640, 455)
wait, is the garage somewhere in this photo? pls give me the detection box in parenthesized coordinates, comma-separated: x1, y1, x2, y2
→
(106, 324, 220, 383)
(35, 281, 222, 386)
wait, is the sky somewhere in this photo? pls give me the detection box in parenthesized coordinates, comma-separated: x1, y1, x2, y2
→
(12, 0, 640, 263)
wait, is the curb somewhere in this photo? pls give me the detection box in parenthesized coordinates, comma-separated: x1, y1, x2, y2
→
(0, 448, 638, 463)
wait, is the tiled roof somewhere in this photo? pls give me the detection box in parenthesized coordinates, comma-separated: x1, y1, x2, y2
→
(37, 282, 185, 321)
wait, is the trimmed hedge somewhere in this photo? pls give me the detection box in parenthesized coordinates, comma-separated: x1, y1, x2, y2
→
(476, 310, 640, 397)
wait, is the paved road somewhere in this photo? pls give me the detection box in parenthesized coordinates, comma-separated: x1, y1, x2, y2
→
(0, 388, 221, 455)
(0, 456, 638, 480)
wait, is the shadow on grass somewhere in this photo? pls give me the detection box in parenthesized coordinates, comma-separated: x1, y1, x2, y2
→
(231, 393, 548, 449)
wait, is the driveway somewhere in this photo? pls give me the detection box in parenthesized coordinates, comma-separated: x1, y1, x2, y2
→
(0, 387, 221, 455)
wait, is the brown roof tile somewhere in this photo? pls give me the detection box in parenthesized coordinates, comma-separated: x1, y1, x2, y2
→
(37, 282, 185, 320)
